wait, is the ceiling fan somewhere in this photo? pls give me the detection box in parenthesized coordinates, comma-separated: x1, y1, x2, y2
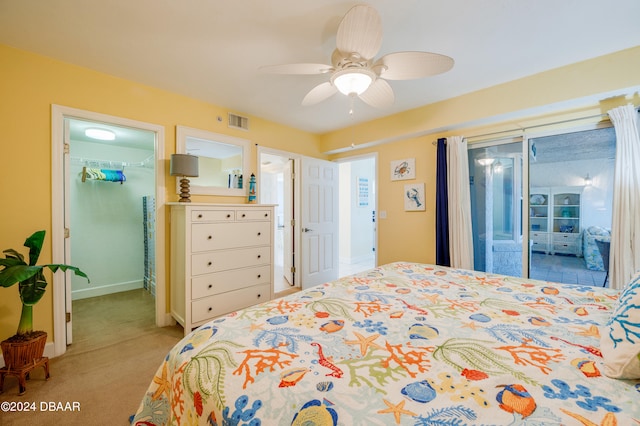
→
(260, 4, 454, 108)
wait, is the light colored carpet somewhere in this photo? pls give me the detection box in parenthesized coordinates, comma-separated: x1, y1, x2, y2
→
(1, 289, 183, 426)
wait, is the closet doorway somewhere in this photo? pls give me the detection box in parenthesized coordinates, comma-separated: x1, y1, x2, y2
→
(67, 118, 156, 300)
(51, 105, 167, 356)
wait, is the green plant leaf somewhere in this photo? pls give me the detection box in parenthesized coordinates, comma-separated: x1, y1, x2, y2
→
(45, 264, 90, 282)
(0, 265, 41, 287)
(24, 230, 46, 266)
(0, 264, 89, 288)
(2, 249, 26, 263)
(19, 270, 47, 305)
(0, 257, 26, 268)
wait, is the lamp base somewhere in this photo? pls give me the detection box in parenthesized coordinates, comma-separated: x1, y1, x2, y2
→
(178, 178, 191, 202)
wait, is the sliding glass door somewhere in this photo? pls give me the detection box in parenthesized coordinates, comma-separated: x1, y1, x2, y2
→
(467, 126, 615, 285)
(527, 127, 615, 286)
(468, 140, 524, 277)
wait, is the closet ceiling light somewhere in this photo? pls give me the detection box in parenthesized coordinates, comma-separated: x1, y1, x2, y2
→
(85, 128, 116, 141)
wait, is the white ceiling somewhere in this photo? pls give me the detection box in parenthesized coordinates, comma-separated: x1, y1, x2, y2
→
(1, 0, 639, 134)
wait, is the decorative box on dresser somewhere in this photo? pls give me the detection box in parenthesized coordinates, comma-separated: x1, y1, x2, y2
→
(170, 203, 275, 334)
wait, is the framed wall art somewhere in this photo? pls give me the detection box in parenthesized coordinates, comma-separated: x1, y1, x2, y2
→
(390, 158, 415, 181)
(404, 183, 425, 211)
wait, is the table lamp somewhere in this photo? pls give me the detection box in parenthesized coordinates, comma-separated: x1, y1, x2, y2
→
(170, 154, 199, 202)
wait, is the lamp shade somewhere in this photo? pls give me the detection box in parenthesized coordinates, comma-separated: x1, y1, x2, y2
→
(170, 154, 199, 177)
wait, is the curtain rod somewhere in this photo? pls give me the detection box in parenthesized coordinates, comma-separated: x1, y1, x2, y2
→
(431, 105, 640, 145)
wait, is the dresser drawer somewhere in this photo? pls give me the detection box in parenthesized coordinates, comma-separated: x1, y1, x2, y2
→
(236, 209, 272, 221)
(192, 265, 271, 299)
(553, 233, 580, 243)
(553, 242, 580, 254)
(530, 232, 548, 243)
(531, 241, 548, 251)
(192, 222, 271, 251)
(191, 210, 235, 222)
(192, 246, 271, 275)
(191, 283, 270, 323)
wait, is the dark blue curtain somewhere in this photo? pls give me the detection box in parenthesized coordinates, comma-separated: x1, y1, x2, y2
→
(435, 138, 450, 266)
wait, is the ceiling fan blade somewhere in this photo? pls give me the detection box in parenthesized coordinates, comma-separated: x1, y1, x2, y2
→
(359, 79, 394, 108)
(260, 63, 333, 75)
(302, 82, 338, 106)
(336, 4, 382, 60)
(375, 51, 454, 80)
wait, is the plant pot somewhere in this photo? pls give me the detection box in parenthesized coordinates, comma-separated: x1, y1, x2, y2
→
(0, 331, 50, 394)
(1, 331, 47, 368)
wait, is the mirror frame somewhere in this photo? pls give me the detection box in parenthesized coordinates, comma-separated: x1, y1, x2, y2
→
(176, 125, 251, 197)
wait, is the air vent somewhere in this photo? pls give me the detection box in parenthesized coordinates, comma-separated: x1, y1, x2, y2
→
(228, 113, 249, 131)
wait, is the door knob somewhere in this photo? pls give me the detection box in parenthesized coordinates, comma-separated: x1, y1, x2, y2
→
(302, 227, 314, 232)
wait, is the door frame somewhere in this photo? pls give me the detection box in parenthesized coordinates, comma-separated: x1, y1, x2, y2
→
(51, 105, 169, 357)
(257, 146, 302, 290)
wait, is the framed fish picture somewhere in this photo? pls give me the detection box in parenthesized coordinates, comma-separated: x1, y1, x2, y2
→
(390, 158, 415, 181)
(404, 183, 425, 211)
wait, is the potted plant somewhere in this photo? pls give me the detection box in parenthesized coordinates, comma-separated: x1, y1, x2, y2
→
(0, 230, 89, 392)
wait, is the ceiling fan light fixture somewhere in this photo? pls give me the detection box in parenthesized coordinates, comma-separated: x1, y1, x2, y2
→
(332, 69, 374, 96)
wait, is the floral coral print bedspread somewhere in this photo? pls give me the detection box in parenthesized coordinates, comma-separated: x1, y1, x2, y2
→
(132, 262, 640, 425)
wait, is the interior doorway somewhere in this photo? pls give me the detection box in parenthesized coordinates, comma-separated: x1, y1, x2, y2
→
(51, 105, 167, 356)
(67, 118, 156, 300)
(259, 149, 299, 296)
(337, 154, 377, 276)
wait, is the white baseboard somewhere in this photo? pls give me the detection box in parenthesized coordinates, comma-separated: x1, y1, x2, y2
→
(71, 280, 144, 300)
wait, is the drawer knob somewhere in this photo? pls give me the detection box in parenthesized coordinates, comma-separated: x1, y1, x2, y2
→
(208, 235, 212, 240)
(257, 274, 261, 278)
(257, 294, 261, 298)
(208, 284, 213, 289)
(264, 213, 268, 217)
(226, 214, 231, 218)
(257, 232, 261, 236)
(208, 307, 212, 312)
(208, 261, 212, 266)
(257, 255, 261, 259)
(242, 213, 246, 217)
(198, 214, 203, 218)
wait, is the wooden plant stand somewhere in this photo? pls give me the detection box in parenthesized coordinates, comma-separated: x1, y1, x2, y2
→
(0, 331, 50, 395)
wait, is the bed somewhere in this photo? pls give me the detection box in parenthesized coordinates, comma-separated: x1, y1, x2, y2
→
(132, 262, 640, 425)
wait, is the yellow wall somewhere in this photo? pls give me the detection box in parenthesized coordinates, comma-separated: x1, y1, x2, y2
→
(0, 44, 322, 341)
(1, 43, 639, 344)
(327, 46, 640, 266)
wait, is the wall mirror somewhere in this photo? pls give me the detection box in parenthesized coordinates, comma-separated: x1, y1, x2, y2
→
(176, 125, 250, 196)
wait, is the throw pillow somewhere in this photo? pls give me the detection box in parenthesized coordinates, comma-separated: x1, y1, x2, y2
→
(600, 270, 640, 379)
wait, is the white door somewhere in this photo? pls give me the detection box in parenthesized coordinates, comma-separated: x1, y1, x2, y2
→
(283, 158, 295, 285)
(300, 156, 339, 289)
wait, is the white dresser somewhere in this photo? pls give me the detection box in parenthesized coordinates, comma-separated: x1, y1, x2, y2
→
(169, 203, 274, 334)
